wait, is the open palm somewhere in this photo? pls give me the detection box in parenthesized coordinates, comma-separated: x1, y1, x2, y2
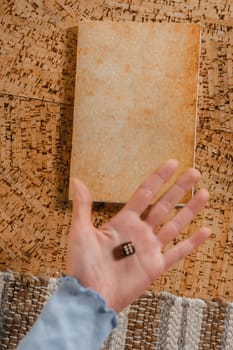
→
(67, 160, 210, 312)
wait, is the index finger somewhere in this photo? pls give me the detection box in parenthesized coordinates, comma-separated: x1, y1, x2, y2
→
(124, 159, 178, 215)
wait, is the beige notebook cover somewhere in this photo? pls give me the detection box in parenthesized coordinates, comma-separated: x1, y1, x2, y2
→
(70, 21, 200, 203)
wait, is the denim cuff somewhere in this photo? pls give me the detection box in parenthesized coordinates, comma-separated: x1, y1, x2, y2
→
(59, 275, 118, 329)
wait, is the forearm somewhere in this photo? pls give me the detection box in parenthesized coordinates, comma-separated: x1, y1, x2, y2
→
(16, 276, 117, 350)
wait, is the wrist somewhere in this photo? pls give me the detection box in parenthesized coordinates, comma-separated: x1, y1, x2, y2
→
(61, 274, 119, 315)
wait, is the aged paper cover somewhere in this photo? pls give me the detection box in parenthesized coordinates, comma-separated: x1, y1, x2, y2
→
(70, 22, 200, 203)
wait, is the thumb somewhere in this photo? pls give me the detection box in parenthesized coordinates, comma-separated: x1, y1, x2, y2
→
(70, 178, 92, 225)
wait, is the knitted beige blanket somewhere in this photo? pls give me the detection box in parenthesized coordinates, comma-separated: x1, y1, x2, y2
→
(1, 272, 232, 350)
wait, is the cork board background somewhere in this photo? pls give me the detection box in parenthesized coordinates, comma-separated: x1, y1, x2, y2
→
(0, 1, 232, 300)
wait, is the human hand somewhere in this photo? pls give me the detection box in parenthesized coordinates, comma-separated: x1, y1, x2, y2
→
(67, 159, 210, 312)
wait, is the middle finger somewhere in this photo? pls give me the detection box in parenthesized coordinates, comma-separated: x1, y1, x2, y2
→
(145, 168, 200, 230)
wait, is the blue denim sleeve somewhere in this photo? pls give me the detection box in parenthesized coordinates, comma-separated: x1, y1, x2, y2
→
(16, 276, 118, 350)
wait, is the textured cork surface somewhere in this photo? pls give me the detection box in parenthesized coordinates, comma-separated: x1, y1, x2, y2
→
(70, 21, 199, 203)
(0, 1, 232, 301)
(0, 16, 77, 103)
